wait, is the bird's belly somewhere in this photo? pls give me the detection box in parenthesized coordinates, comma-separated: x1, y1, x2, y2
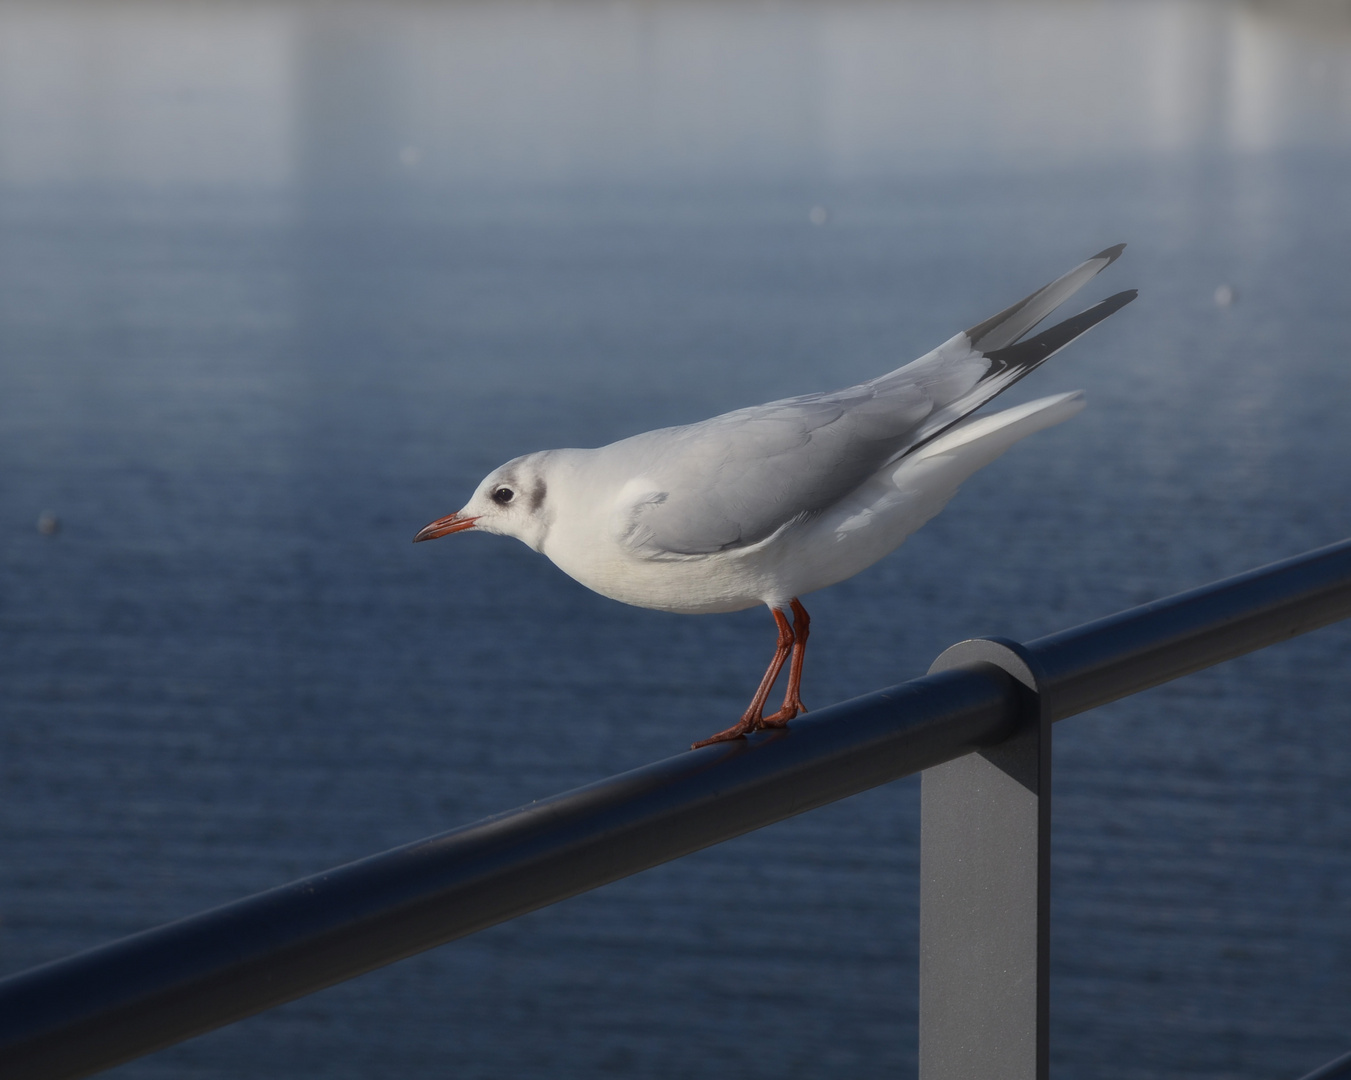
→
(542, 543, 769, 614)
(540, 512, 909, 616)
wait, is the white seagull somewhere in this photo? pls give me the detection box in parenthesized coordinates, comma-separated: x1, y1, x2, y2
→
(416, 246, 1135, 748)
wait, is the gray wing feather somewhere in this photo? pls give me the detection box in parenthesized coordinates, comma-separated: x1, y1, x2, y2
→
(617, 245, 1133, 559)
(616, 384, 932, 557)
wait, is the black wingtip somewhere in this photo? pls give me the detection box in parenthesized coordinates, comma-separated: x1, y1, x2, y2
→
(1039, 288, 1138, 340)
(981, 286, 1138, 378)
(1099, 287, 1138, 311)
(1092, 243, 1128, 265)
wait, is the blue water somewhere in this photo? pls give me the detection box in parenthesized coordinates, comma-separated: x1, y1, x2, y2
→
(2, 4, 1350, 1078)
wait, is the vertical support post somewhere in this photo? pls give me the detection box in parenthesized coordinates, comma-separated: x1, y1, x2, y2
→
(920, 638, 1050, 1080)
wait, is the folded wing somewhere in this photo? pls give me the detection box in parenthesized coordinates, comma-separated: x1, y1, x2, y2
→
(617, 246, 1135, 559)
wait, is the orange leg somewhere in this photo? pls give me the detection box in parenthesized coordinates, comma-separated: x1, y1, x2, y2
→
(691, 600, 810, 749)
(761, 598, 810, 728)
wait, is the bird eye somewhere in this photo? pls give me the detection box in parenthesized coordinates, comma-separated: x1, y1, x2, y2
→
(492, 487, 515, 505)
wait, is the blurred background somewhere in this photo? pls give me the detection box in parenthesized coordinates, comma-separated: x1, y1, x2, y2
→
(1, 1, 1350, 1077)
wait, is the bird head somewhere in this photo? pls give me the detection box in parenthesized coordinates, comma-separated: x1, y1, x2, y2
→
(414, 452, 553, 552)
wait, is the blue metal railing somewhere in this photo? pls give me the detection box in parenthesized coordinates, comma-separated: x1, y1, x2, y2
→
(1, 537, 1349, 1080)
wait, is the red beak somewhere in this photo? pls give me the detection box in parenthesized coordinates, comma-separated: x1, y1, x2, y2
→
(413, 512, 480, 542)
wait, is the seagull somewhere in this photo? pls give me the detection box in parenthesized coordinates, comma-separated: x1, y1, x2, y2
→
(416, 246, 1135, 748)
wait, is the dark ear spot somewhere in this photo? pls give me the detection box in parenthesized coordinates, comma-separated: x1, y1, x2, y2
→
(528, 477, 547, 512)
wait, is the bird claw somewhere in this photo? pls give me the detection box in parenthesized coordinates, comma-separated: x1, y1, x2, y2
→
(690, 719, 755, 749)
(693, 702, 808, 748)
(756, 708, 796, 730)
(758, 694, 808, 729)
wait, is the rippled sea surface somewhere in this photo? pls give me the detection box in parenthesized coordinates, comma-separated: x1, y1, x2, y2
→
(1, 2, 1350, 1078)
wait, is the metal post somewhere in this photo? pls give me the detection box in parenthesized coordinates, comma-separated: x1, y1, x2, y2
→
(920, 638, 1050, 1080)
